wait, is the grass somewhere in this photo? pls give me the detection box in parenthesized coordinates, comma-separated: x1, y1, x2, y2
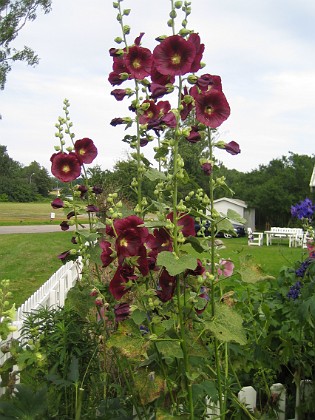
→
(0, 202, 88, 226)
(0, 232, 73, 307)
(219, 236, 307, 278)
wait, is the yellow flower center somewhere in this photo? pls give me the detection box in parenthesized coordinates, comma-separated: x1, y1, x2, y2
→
(79, 148, 85, 156)
(120, 238, 128, 247)
(171, 54, 181, 65)
(62, 165, 70, 173)
(132, 59, 141, 69)
(205, 106, 213, 115)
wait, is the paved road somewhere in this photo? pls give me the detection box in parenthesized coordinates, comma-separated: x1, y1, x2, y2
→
(0, 225, 79, 234)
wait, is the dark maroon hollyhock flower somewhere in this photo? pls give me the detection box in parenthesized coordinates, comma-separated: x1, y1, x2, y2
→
(124, 45, 153, 80)
(196, 74, 222, 91)
(114, 302, 131, 322)
(109, 47, 119, 57)
(156, 269, 177, 302)
(224, 141, 241, 155)
(86, 204, 99, 213)
(51, 197, 64, 209)
(136, 245, 149, 276)
(195, 89, 230, 128)
(111, 89, 128, 101)
(161, 111, 177, 128)
(140, 137, 149, 147)
(156, 100, 171, 117)
(153, 35, 196, 76)
(110, 117, 124, 126)
(113, 53, 128, 74)
(138, 100, 159, 124)
(74, 138, 98, 165)
(57, 250, 74, 263)
(71, 236, 78, 244)
(106, 224, 115, 237)
(50, 152, 81, 183)
(100, 240, 115, 267)
(180, 87, 193, 121)
(146, 228, 173, 253)
(187, 259, 205, 276)
(134, 32, 145, 46)
(108, 71, 125, 86)
(186, 126, 201, 143)
(109, 264, 137, 300)
(167, 212, 196, 237)
(77, 184, 88, 198)
(187, 33, 204, 73)
(150, 64, 175, 85)
(92, 186, 103, 194)
(114, 215, 149, 258)
(201, 162, 213, 176)
(149, 83, 169, 99)
(67, 211, 75, 220)
(60, 221, 70, 231)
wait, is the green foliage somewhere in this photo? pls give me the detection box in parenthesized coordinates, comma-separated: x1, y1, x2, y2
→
(0, 0, 52, 89)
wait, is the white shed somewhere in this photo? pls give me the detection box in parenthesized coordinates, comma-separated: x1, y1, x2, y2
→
(213, 197, 255, 230)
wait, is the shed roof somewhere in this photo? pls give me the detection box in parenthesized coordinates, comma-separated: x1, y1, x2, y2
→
(213, 197, 247, 208)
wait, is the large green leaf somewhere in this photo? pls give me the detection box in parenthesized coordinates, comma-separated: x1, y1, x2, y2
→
(144, 167, 167, 181)
(155, 339, 183, 359)
(204, 304, 247, 345)
(227, 209, 247, 225)
(238, 256, 275, 283)
(157, 251, 197, 276)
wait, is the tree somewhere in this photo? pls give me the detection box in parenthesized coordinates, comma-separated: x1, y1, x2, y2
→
(22, 160, 53, 196)
(0, 144, 21, 175)
(0, 0, 52, 89)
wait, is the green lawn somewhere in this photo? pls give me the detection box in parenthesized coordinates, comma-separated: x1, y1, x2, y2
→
(0, 232, 73, 307)
(0, 202, 64, 225)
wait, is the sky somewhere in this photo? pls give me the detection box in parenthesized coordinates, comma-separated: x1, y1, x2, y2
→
(1, 0, 315, 174)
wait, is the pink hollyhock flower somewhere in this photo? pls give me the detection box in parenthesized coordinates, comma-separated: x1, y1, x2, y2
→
(124, 45, 153, 80)
(187, 33, 204, 73)
(195, 89, 230, 128)
(224, 141, 241, 155)
(156, 268, 177, 302)
(153, 35, 196, 76)
(50, 152, 81, 182)
(100, 240, 115, 268)
(74, 138, 98, 164)
(167, 212, 196, 237)
(51, 197, 64, 209)
(217, 259, 234, 277)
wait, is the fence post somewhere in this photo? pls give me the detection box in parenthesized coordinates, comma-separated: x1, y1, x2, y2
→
(270, 383, 286, 420)
(238, 386, 257, 412)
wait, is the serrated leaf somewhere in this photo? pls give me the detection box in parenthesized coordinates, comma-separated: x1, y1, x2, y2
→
(133, 369, 165, 405)
(204, 304, 247, 345)
(157, 251, 197, 276)
(131, 309, 147, 325)
(238, 256, 275, 283)
(144, 168, 167, 181)
(107, 320, 147, 360)
(215, 218, 235, 235)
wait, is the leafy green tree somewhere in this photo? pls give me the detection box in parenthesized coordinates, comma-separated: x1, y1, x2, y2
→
(0, 144, 21, 176)
(0, 0, 52, 89)
(22, 160, 53, 197)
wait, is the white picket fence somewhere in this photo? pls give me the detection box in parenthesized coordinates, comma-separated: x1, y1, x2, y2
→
(0, 259, 82, 394)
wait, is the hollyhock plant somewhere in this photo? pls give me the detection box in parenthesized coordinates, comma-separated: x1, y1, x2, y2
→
(223, 140, 241, 155)
(51, 197, 64, 209)
(74, 138, 98, 164)
(124, 44, 153, 80)
(194, 88, 231, 128)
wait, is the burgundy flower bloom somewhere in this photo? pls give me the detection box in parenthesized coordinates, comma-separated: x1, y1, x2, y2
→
(77, 184, 88, 198)
(74, 138, 98, 164)
(50, 152, 81, 183)
(153, 35, 196, 76)
(134, 32, 145, 46)
(186, 126, 201, 143)
(150, 64, 175, 85)
(57, 250, 74, 263)
(140, 137, 149, 147)
(114, 302, 131, 322)
(149, 83, 170, 99)
(110, 117, 124, 126)
(109, 264, 137, 300)
(108, 71, 125, 86)
(195, 89, 230, 128)
(146, 228, 173, 253)
(161, 111, 177, 128)
(100, 240, 115, 267)
(201, 162, 213, 176)
(66, 211, 75, 219)
(86, 204, 99, 213)
(139, 100, 159, 124)
(187, 259, 205, 276)
(60, 221, 70, 231)
(111, 89, 129, 101)
(114, 215, 149, 258)
(187, 33, 204, 73)
(71, 236, 78, 244)
(224, 141, 241, 155)
(92, 186, 103, 194)
(196, 74, 222, 91)
(51, 197, 64, 209)
(167, 212, 196, 237)
(195, 292, 209, 315)
(156, 269, 177, 302)
(112, 54, 128, 74)
(124, 45, 153, 80)
(180, 87, 193, 121)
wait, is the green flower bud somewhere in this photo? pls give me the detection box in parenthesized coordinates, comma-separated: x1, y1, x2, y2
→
(123, 25, 130, 34)
(114, 36, 123, 44)
(169, 10, 177, 18)
(175, 1, 183, 8)
(123, 8, 131, 15)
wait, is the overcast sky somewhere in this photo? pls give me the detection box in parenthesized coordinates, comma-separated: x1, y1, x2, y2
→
(1, 0, 314, 174)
